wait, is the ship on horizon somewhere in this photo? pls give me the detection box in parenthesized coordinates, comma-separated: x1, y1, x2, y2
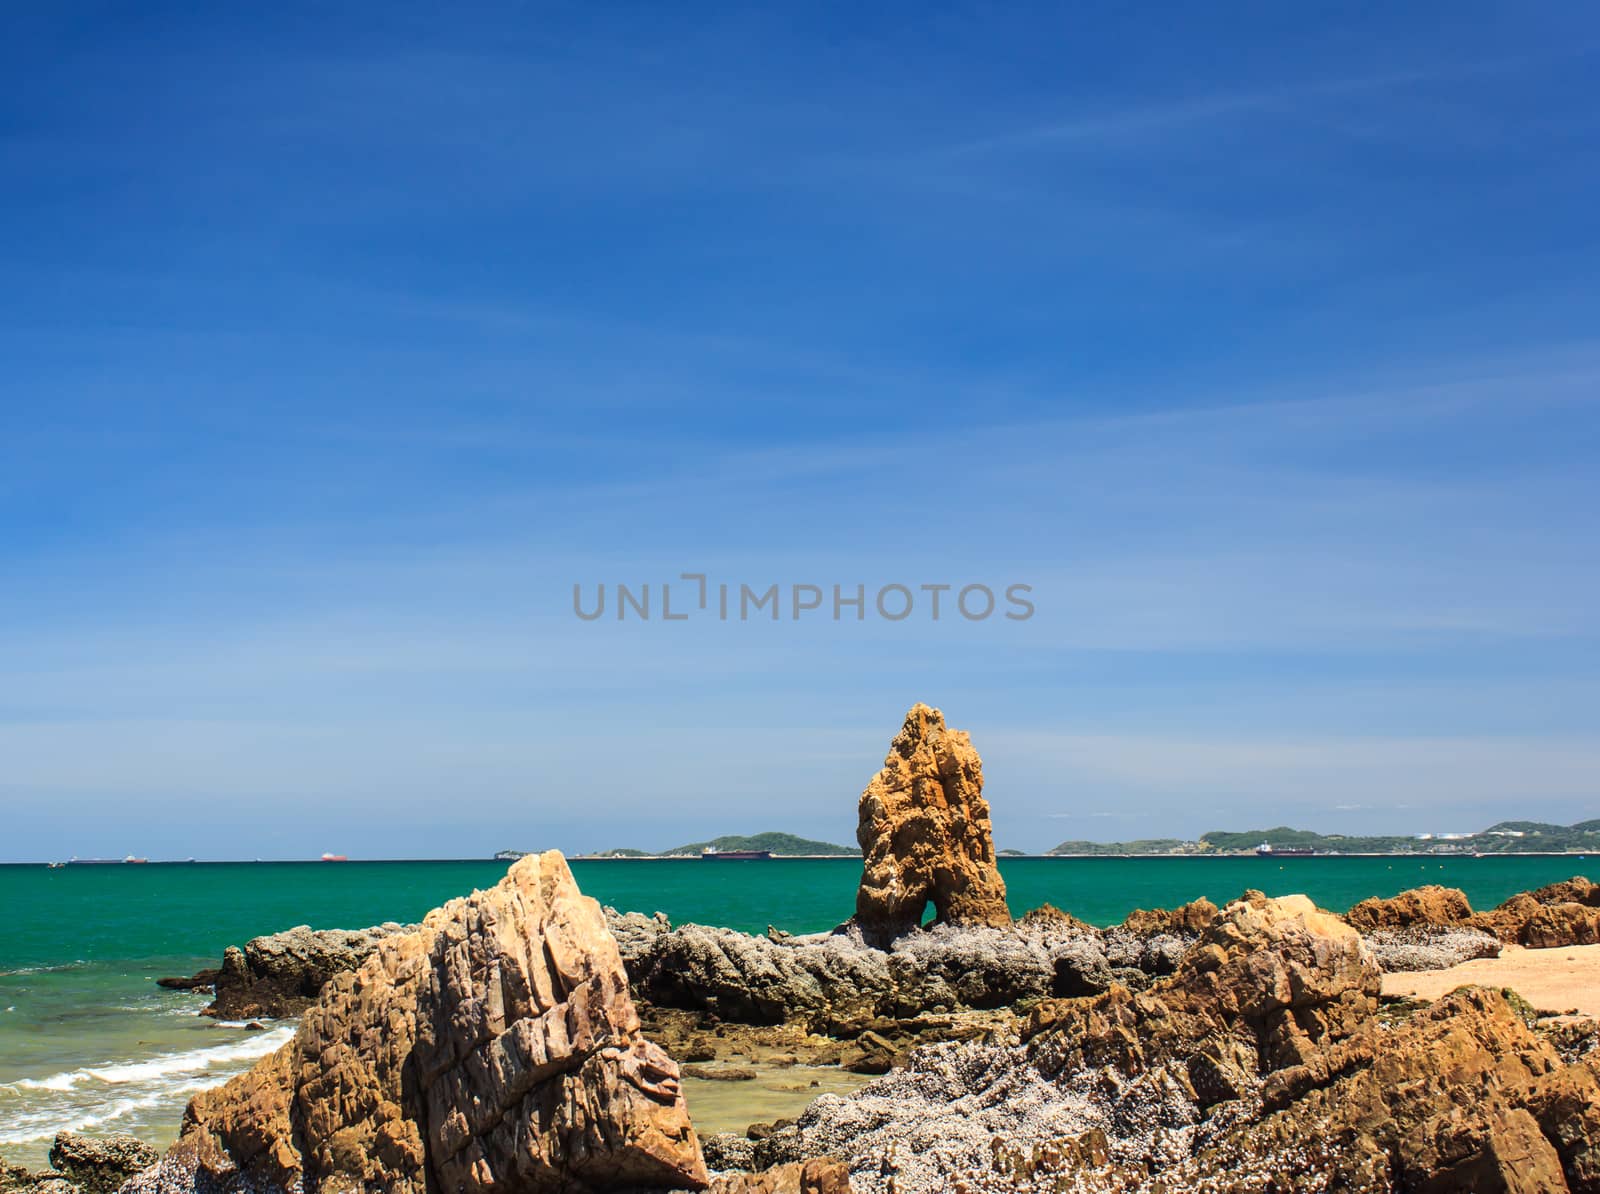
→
(701, 846, 774, 860)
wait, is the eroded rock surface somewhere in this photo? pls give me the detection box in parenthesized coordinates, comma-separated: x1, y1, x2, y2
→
(705, 1159, 853, 1194)
(1477, 877, 1600, 948)
(170, 923, 415, 1021)
(1346, 878, 1600, 951)
(137, 852, 705, 1193)
(1345, 884, 1474, 931)
(633, 917, 1113, 1029)
(0, 1133, 158, 1194)
(48, 1134, 159, 1194)
(748, 894, 1600, 1193)
(852, 704, 1009, 942)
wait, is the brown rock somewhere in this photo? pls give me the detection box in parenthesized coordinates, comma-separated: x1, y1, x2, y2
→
(162, 852, 705, 1193)
(1016, 903, 1096, 932)
(759, 895, 1600, 1192)
(32, 1132, 159, 1194)
(1025, 894, 1379, 1082)
(1527, 1056, 1600, 1190)
(1344, 884, 1475, 931)
(706, 1158, 853, 1193)
(1473, 877, 1600, 948)
(1120, 896, 1219, 935)
(1529, 877, 1600, 907)
(853, 704, 1009, 942)
(1209, 989, 1584, 1194)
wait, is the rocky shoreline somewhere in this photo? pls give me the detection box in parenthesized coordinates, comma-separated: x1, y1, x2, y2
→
(18, 875, 1596, 1193)
(5, 705, 1599, 1193)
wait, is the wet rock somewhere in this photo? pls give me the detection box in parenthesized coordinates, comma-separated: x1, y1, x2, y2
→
(154, 970, 218, 993)
(139, 852, 705, 1193)
(683, 1065, 759, 1081)
(852, 704, 1009, 943)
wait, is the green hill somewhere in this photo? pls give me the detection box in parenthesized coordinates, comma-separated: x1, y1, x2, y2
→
(1484, 820, 1570, 835)
(664, 832, 859, 857)
(590, 831, 859, 858)
(1049, 818, 1599, 856)
(1048, 838, 1195, 856)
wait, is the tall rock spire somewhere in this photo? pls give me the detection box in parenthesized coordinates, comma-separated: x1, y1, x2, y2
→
(854, 703, 1011, 942)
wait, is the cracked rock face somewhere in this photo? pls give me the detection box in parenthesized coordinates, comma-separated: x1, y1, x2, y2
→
(143, 852, 705, 1193)
(754, 895, 1600, 1194)
(853, 704, 1010, 942)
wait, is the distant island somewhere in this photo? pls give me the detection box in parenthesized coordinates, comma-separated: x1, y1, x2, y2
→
(576, 831, 861, 859)
(1049, 818, 1600, 857)
(511, 818, 1600, 863)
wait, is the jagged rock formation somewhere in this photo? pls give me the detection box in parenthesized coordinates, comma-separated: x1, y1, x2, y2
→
(0, 1133, 158, 1194)
(155, 923, 415, 1020)
(604, 908, 673, 977)
(1345, 884, 1475, 930)
(1118, 896, 1219, 935)
(1478, 877, 1600, 948)
(1346, 878, 1600, 949)
(852, 704, 1010, 942)
(209, 922, 415, 1020)
(631, 917, 1120, 1029)
(49, 1135, 159, 1194)
(749, 894, 1600, 1193)
(704, 1159, 852, 1193)
(134, 852, 705, 1193)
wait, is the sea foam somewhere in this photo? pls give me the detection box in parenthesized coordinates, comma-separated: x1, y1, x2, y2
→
(1, 1025, 294, 1097)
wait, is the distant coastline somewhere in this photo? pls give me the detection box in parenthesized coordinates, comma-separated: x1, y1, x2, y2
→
(568, 831, 861, 860)
(1047, 817, 1598, 858)
(14, 817, 1597, 868)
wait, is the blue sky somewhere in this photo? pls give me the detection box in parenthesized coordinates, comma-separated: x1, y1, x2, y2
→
(3, 4, 1598, 860)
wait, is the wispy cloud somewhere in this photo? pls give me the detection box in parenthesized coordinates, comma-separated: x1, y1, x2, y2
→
(927, 52, 1581, 159)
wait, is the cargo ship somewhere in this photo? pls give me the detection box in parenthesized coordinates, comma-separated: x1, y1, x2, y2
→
(67, 855, 148, 865)
(320, 852, 349, 862)
(1255, 843, 1317, 857)
(701, 847, 773, 860)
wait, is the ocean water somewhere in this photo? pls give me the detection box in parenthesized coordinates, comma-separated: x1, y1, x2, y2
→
(2, 854, 1595, 1167)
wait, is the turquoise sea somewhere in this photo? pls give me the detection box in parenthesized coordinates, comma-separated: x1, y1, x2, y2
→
(2, 854, 1596, 1168)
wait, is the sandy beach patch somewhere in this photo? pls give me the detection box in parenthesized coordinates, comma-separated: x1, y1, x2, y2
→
(1382, 942, 1600, 1018)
